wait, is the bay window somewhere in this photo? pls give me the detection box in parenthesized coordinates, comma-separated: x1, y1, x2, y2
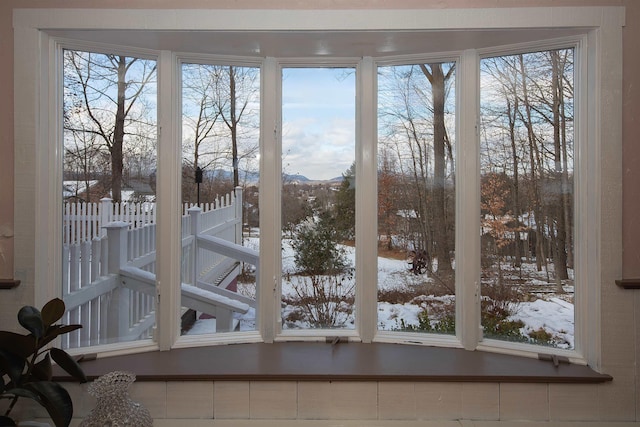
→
(14, 7, 623, 370)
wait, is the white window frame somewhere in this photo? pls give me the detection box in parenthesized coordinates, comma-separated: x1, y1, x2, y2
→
(13, 7, 623, 370)
(275, 59, 362, 341)
(473, 38, 589, 361)
(371, 53, 470, 352)
(173, 53, 266, 349)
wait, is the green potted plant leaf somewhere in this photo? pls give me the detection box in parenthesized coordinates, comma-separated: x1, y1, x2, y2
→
(0, 298, 87, 427)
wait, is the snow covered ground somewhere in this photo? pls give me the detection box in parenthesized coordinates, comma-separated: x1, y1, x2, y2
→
(187, 236, 574, 349)
(62, 180, 99, 198)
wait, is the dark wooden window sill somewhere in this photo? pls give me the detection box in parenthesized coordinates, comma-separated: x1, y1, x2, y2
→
(616, 278, 640, 289)
(0, 279, 20, 289)
(55, 342, 612, 384)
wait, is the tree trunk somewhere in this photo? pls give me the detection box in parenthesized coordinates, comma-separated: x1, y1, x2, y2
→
(421, 63, 452, 273)
(551, 51, 569, 285)
(517, 54, 547, 274)
(111, 55, 127, 202)
(507, 96, 522, 268)
(558, 52, 574, 271)
(229, 66, 239, 188)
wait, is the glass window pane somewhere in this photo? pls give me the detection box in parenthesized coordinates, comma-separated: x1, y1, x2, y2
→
(377, 62, 457, 334)
(479, 49, 575, 349)
(281, 67, 356, 330)
(62, 49, 157, 348)
(180, 63, 260, 335)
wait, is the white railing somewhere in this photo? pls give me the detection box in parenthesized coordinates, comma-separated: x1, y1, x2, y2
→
(62, 187, 257, 348)
(63, 197, 231, 245)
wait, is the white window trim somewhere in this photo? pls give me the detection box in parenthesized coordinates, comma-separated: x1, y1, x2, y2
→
(275, 59, 363, 342)
(172, 54, 266, 350)
(473, 37, 591, 363)
(13, 7, 623, 370)
(371, 52, 474, 352)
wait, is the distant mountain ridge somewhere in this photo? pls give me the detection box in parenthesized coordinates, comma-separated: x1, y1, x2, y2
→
(205, 169, 342, 184)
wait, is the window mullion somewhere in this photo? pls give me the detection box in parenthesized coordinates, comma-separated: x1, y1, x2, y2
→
(156, 50, 182, 351)
(357, 56, 377, 343)
(41, 35, 63, 308)
(260, 57, 280, 343)
(456, 49, 481, 351)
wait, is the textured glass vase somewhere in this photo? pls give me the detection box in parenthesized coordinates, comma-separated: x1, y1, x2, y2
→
(80, 371, 153, 427)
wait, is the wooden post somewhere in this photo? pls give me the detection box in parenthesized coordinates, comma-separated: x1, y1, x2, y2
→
(104, 222, 130, 341)
(234, 186, 243, 246)
(100, 198, 113, 238)
(216, 308, 233, 332)
(68, 245, 80, 348)
(187, 207, 202, 326)
(90, 238, 101, 346)
(99, 236, 109, 344)
(80, 240, 91, 346)
(188, 207, 202, 286)
(105, 222, 128, 273)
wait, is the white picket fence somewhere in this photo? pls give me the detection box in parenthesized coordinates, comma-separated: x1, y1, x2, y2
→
(63, 196, 232, 245)
(62, 187, 258, 349)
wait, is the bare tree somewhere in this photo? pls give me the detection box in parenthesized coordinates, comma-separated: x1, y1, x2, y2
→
(215, 66, 260, 188)
(377, 62, 456, 293)
(480, 56, 525, 268)
(181, 62, 260, 227)
(419, 63, 455, 273)
(480, 48, 574, 290)
(63, 129, 106, 202)
(182, 64, 224, 172)
(378, 148, 401, 250)
(63, 50, 157, 202)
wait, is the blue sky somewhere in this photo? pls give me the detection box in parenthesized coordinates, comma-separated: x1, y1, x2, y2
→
(282, 67, 355, 181)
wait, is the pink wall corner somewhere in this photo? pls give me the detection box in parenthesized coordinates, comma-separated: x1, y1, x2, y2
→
(622, 0, 640, 277)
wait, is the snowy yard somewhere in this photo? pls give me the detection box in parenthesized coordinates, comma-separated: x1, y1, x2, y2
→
(188, 237, 574, 349)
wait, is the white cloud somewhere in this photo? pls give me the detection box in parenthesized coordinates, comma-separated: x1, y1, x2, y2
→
(282, 68, 356, 180)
